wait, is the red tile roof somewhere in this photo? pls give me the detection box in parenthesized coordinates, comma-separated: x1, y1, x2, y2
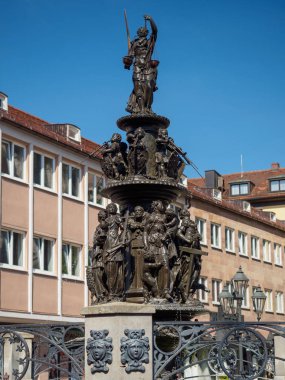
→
(188, 183, 285, 232)
(0, 105, 102, 159)
(188, 167, 285, 201)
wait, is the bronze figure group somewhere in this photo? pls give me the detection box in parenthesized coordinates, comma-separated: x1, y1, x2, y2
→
(101, 129, 189, 182)
(87, 201, 208, 304)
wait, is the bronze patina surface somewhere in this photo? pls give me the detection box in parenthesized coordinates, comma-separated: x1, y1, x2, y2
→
(86, 15, 208, 306)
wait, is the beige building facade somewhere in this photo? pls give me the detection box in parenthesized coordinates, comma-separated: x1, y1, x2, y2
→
(189, 186, 285, 322)
(0, 94, 107, 323)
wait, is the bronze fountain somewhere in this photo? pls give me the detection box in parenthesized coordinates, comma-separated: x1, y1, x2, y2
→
(86, 14, 208, 309)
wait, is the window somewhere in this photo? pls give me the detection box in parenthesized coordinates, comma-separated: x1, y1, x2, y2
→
(34, 152, 54, 189)
(196, 218, 206, 245)
(1, 140, 25, 179)
(68, 125, 81, 142)
(263, 240, 271, 263)
(212, 279, 222, 304)
(33, 237, 54, 272)
(230, 183, 249, 196)
(62, 244, 81, 277)
(270, 179, 285, 192)
(225, 227, 235, 252)
(251, 236, 260, 259)
(88, 173, 105, 206)
(265, 290, 273, 312)
(198, 277, 208, 303)
(0, 230, 24, 267)
(276, 292, 284, 314)
(241, 287, 250, 309)
(211, 223, 221, 248)
(274, 243, 282, 266)
(238, 231, 248, 256)
(62, 163, 80, 198)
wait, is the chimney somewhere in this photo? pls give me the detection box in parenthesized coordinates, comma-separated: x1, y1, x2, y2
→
(205, 170, 223, 190)
(271, 162, 280, 170)
(0, 92, 8, 111)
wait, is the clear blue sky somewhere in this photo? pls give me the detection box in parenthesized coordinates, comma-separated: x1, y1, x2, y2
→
(1, 0, 285, 178)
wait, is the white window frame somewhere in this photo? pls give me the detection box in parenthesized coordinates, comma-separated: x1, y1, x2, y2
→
(196, 218, 207, 245)
(62, 243, 81, 279)
(230, 182, 249, 196)
(225, 227, 235, 252)
(212, 279, 222, 305)
(276, 291, 284, 314)
(265, 289, 273, 312)
(238, 231, 248, 256)
(0, 229, 25, 269)
(33, 151, 55, 191)
(251, 236, 260, 260)
(263, 240, 271, 263)
(1, 139, 26, 181)
(211, 223, 221, 249)
(62, 163, 81, 199)
(88, 172, 106, 207)
(198, 277, 208, 303)
(33, 236, 55, 274)
(270, 179, 285, 192)
(274, 243, 282, 266)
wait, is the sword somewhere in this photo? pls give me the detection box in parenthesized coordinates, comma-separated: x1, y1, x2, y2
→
(124, 9, 131, 52)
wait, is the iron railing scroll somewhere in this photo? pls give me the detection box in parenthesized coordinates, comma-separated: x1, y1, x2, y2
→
(153, 321, 285, 380)
(0, 324, 84, 380)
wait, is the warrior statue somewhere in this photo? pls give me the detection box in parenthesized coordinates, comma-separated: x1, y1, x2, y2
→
(123, 14, 158, 114)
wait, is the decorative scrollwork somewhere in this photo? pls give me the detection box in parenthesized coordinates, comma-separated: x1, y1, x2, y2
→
(209, 343, 238, 375)
(0, 324, 84, 380)
(218, 327, 268, 380)
(0, 330, 30, 380)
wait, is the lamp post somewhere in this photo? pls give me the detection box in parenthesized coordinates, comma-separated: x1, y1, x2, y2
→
(218, 267, 267, 379)
(218, 266, 266, 322)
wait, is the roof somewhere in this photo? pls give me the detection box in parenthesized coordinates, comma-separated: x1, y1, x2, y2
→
(188, 183, 285, 232)
(188, 166, 285, 202)
(0, 105, 102, 159)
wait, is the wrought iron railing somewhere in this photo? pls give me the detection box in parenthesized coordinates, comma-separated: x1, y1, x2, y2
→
(0, 324, 84, 380)
(153, 320, 285, 380)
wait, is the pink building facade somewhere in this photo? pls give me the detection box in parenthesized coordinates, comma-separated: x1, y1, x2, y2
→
(0, 94, 107, 323)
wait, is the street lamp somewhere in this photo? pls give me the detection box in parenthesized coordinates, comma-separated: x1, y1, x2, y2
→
(219, 266, 266, 322)
(252, 285, 267, 322)
(231, 266, 249, 320)
(219, 282, 234, 315)
(231, 266, 249, 299)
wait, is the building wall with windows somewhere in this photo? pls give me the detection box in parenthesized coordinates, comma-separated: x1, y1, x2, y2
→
(189, 187, 285, 322)
(188, 164, 285, 221)
(0, 104, 107, 323)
